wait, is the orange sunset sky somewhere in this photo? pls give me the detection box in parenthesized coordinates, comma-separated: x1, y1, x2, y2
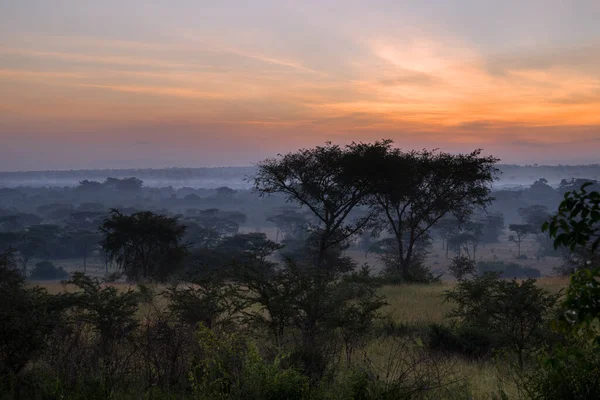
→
(1, 0, 599, 170)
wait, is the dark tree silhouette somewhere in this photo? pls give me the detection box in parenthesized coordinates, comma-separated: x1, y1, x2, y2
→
(254, 142, 372, 266)
(67, 229, 101, 272)
(518, 204, 550, 233)
(508, 224, 534, 258)
(348, 141, 498, 281)
(100, 209, 187, 281)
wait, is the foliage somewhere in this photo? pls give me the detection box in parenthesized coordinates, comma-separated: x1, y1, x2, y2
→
(448, 255, 477, 280)
(190, 325, 309, 400)
(508, 223, 535, 258)
(61, 272, 140, 342)
(447, 220, 485, 260)
(544, 182, 600, 252)
(347, 141, 498, 281)
(517, 339, 600, 400)
(254, 141, 372, 265)
(266, 207, 309, 242)
(0, 250, 64, 383)
(39, 273, 140, 395)
(166, 270, 245, 330)
(30, 260, 69, 280)
(509, 182, 600, 399)
(254, 142, 388, 380)
(327, 335, 464, 400)
(334, 266, 387, 365)
(445, 273, 560, 367)
(371, 236, 439, 283)
(100, 209, 188, 281)
(185, 208, 245, 238)
(481, 213, 505, 244)
(518, 205, 551, 233)
(543, 182, 600, 333)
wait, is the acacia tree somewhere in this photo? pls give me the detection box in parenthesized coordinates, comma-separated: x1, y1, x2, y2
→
(481, 212, 505, 244)
(348, 141, 498, 281)
(16, 225, 61, 277)
(266, 207, 309, 243)
(254, 142, 372, 267)
(508, 224, 534, 258)
(67, 229, 101, 272)
(518, 205, 550, 233)
(100, 210, 188, 281)
(253, 143, 384, 379)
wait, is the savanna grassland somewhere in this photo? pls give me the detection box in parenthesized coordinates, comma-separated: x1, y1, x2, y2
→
(29, 274, 569, 400)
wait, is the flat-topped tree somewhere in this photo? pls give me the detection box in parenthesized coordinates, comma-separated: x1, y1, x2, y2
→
(254, 142, 372, 267)
(348, 141, 499, 281)
(508, 223, 534, 258)
(518, 204, 551, 233)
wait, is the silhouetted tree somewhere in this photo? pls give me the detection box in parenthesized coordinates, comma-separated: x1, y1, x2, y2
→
(100, 210, 187, 281)
(508, 224, 534, 258)
(348, 141, 498, 281)
(518, 204, 550, 233)
(254, 142, 372, 266)
(481, 213, 505, 244)
(67, 229, 102, 272)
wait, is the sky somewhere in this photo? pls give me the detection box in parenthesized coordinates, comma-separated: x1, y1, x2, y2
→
(0, 0, 599, 171)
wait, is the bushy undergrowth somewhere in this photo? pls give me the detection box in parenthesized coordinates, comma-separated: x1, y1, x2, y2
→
(0, 247, 467, 399)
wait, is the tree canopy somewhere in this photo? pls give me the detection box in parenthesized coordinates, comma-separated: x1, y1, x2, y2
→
(347, 141, 499, 280)
(100, 209, 188, 281)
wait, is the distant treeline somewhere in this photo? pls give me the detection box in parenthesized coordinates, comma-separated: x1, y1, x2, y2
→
(1, 165, 600, 188)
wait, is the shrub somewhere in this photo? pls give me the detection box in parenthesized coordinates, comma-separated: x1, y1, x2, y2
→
(323, 335, 466, 400)
(445, 274, 559, 367)
(448, 255, 476, 280)
(29, 261, 69, 280)
(165, 269, 244, 331)
(190, 325, 308, 400)
(0, 251, 65, 391)
(518, 341, 600, 400)
(42, 273, 140, 393)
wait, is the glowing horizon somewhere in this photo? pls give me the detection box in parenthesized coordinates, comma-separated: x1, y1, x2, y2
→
(1, 1, 599, 170)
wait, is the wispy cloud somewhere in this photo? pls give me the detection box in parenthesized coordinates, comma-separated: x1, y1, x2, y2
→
(1, 2, 600, 168)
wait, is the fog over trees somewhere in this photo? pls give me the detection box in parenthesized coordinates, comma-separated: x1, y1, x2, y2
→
(1, 140, 600, 398)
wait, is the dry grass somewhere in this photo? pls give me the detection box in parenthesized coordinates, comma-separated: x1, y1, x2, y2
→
(381, 282, 454, 324)
(376, 277, 569, 399)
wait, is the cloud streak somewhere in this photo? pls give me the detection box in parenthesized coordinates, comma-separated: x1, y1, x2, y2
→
(1, 1, 599, 169)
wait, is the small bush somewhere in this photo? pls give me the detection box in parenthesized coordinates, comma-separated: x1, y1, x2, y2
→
(0, 253, 64, 391)
(29, 261, 69, 280)
(448, 255, 476, 280)
(445, 274, 559, 367)
(518, 342, 600, 399)
(190, 324, 308, 400)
